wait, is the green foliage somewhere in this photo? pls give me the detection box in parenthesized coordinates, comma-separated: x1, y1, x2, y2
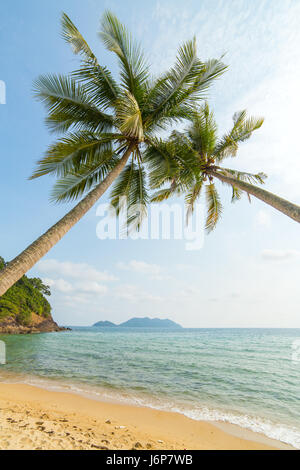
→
(149, 102, 265, 232)
(30, 11, 226, 231)
(205, 183, 223, 233)
(0, 258, 51, 325)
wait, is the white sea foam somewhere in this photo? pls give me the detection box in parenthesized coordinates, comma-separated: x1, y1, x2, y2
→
(176, 406, 300, 449)
(12, 373, 299, 449)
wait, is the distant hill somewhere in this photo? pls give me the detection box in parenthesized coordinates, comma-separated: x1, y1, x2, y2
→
(93, 320, 117, 327)
(93, 317, 182, 329)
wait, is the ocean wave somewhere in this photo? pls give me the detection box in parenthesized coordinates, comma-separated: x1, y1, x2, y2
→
(1, 371, 299, 449)
(177, 406, 300, 449)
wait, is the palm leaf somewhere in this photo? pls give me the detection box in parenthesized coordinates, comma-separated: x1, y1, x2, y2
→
(115, 90, 144, 140)
(34, 74, 114, 133)
(127, 163, 149, 231)
(205, 183, 223, 232)
(51, 156, 118, 202)
(214, 111, 264, 161)
(231, 185, 243, 203)
(145, 39, 200, 121)
(30, 132, 121, 179)
(187, 102, 217, 157)
(185, 179, 204, 221)
(144, 137, 179, 189)
(110, 161, 148, 231)
(110, 161, 135, 214)
(220, 168, 267, 185)
(151, 186, 177, 203)
(61, 12, 98, 63)
(62, 12, 120, 110)
(99, 11, 149, 100)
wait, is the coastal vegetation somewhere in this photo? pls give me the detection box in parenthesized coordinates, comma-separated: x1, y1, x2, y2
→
(0, 256, 51, 326)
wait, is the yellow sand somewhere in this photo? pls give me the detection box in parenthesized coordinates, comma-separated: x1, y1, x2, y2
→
(0, 382, 287, 450)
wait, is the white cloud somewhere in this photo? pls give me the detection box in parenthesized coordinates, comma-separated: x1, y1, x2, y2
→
(75, 281, 108, 294)
(43, 277, 108, 295)
(261, 249, 300, 261)
(114, 284, 163, 303)
(43, 278, 73, 293)
(148, 1, 300, 201)
(117, 260, 168, 280)
(37, 259, 117, 282)
(255, 210, 271, 228)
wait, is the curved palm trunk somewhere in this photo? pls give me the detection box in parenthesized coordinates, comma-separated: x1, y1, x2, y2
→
(0, 145, 134, 296)
(210, 170, 300, 223)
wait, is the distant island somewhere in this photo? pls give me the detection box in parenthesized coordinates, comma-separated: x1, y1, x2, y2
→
(93, 317, 182, 329)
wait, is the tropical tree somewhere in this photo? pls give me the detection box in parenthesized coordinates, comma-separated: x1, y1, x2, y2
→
(147, 102, 300, 231)
(0, 12, 226, 296)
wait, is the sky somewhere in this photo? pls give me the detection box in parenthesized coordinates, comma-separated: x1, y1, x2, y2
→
(0, 0, 299, 327)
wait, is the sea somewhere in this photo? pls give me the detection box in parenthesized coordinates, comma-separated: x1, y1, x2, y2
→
(0, 327, 299, 448)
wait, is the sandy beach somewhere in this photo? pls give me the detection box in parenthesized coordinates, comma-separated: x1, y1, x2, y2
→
(0, 382, 291, 450)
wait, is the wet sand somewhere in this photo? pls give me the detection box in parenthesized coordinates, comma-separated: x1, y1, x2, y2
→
(0, 382, 292, 450)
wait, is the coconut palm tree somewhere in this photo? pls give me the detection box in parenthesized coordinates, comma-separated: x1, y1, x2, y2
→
(0, 12, 226, 296)
(147, 102, 300, 231)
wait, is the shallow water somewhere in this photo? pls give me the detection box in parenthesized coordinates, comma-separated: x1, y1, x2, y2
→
(0, 327, 299, 448)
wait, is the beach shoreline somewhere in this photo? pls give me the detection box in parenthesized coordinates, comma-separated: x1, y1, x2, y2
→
(0, 381, 293, 450)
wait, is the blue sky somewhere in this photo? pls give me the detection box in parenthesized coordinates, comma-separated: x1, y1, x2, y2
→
(0, 0, 299, 327)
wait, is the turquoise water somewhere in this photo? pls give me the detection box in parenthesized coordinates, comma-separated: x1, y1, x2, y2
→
(0, 327, 300, 448)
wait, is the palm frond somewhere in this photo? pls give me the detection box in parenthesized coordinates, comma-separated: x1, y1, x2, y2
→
(61, 12, 97, 63)
(115, 90, 144, 140)
(110, 161, 135, 214)
(151, 185, 177, 203)
(72, 64, 120, 110)
(145, 46, 226, 131)
(191, 58, 227, 98)
(145, 39, 199, 120)
(231, 185, 243, 203)
(187, 102, 217, 157)
(62, 12, 120, 110)
(51, 156, 118, 202)
(144, 104, 196, 134)
(30, 132, 121, 179)
(185, 179, 204, 221)
(220, 168, 267, 185)
(214, 111, 264, 161)
(110, 161, 148, 231)
(99, 11, 149, 100)
(34, 74, 114, 133)
(205, 183, 223, 233)
(127, 163, 149, 231)
(144, 137, 180, 189)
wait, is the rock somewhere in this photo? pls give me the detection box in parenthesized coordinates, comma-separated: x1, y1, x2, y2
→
(146, 443, 152, 449)
(134, 442, 142, 449)
(157, 440, 164, 443)
(0, 313, 70, 335)
(105, 420, 111, 424)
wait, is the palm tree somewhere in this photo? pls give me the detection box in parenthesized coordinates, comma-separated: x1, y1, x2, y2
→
(0, 12, 226, 296)
(147, 102, 300, 231)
